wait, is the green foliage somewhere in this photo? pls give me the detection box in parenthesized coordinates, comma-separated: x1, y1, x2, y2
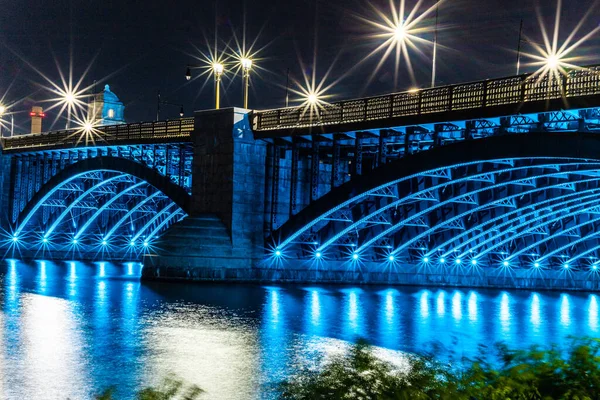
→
(278, 339, 460, 400)
(278, 338, 600, 400)
(459, 338, 600, 400)
(95, 374, 203, 400)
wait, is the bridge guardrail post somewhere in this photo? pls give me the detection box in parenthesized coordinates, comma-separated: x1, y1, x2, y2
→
(482, 80, 488, 108)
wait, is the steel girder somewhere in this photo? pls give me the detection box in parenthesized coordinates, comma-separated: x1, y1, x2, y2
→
(11, 168, 187, 251)
(103, 191, 164, 241)
(407, 186, 600, 260)
(275, 157, 600, 270)
(429, 187, 600, 259)
(9, 144, 193, 225)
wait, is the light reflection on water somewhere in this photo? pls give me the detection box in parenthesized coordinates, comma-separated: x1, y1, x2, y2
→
(1, 260, 600, 399)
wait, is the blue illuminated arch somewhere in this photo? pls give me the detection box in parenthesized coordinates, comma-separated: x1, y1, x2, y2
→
(472, 203, 600, 261)
(145, 210, 186, 241)
(73, 181, 146, 239)
(43, 174, 129, 239)
(14, 157, 191, 244)
(271, 133, 600, 270)
(426, 186, 600, 258)
(273, 133, 600, 255)
(537, 229, 600, 263)
(396, 187, 600, 260)
(103, 191, 163, 241)
(316, 162, 600, 253)
(131, 203, 178, 243)
(356, 164, 600, 254)
(14, 170, 112, 237)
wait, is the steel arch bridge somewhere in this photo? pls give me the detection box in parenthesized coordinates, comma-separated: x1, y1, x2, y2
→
(1, 119, 194, 259)
(268, 133, 600, 277)
(7, 157, 190, 259)
(5, 65, 600, 289)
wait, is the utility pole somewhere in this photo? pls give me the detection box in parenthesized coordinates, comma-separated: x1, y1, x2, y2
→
(516, 19, 524, 75)
(156, 90, 161, 121)
(285, 68, 290, 107)
(431, 4, 439, 87)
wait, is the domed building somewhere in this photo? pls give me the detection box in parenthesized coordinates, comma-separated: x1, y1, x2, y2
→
(87, 84, 126, 125)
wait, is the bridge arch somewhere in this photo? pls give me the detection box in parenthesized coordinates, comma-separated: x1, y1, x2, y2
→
(11, 156, 191, 254)
(271, 132, 600, 271)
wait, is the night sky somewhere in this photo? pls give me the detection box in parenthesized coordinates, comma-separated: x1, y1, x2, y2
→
(1, 0, 599, 132)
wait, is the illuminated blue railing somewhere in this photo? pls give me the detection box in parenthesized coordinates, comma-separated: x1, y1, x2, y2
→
(253, 65, 600, 131)
(2, 118, 195, 152)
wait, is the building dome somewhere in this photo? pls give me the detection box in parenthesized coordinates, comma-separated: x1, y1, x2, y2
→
(87, 84, 126, 125)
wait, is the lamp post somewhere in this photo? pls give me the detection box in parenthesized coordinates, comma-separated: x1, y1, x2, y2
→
(0, 105, 13, 138)
(0, 105, 4, 137)
(516, 19, 525, 75)
(241, 58, 252, 109)
(431, 5, 439, 87)
(184, 62, 225, 109)
(64, 92, 75, 129)
(156, 91, 184, 121)
(213, 63, 224, 110)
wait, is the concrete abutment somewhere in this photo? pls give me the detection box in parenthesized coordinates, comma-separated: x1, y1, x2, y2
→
(147, 108, 267, 273)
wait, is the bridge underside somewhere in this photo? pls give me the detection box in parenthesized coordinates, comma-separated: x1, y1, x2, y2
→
(261, 133, 600, 290)
(3, 154, 191, 261)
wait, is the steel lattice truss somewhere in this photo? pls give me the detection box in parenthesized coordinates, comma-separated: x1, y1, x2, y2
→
(10, 169, 186, 255)
(275, 158, 600, 271)
(9, 143, 193, 224)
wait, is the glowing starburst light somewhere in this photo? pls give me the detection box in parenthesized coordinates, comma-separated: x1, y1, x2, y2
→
(522, 0, 600, 91)
(213, 63, 225, 76)
(66, 116, 106, 146)
(357, 0, 443, 88)
(241, 58, 253, 71)
(185, 40, 230, 93)
(287, 63, 337, 123)
(30, 59, 98, 130)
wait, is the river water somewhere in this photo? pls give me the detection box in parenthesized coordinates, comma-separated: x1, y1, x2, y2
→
(0, 259, 598, 399)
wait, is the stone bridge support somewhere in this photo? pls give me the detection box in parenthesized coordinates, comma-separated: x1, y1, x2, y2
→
(144, 108, 267, 277)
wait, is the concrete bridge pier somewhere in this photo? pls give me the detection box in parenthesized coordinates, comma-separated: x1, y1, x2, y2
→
(143, 108, 267, 279)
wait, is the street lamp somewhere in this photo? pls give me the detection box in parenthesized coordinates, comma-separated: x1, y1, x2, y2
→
(546, 54, 560, 70)
(0, 105, 4, 137)
(0, 105, 14, 138)
(241, 58, 253, 109)
(184, 61, 225, 109)
(64, 91, 76, 129)
(213, 62, 224, 110)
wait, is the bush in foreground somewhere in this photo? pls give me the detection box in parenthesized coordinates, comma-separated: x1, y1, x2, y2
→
(96, 374, 203, 400)
(278, 338, 600, 400)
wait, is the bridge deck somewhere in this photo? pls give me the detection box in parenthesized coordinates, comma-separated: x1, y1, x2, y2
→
(252, 66, 600, 137)
(2, 117, 194, 153)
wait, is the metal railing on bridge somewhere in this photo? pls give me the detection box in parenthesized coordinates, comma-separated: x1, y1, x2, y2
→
(253, 65, 600, 131)
(2, 117, 195, 152)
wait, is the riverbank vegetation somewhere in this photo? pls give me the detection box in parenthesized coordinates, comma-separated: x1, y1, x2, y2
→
(95, 374, 203, 400)
(95, 338, 600, 399)
(279, 338, 600, 399)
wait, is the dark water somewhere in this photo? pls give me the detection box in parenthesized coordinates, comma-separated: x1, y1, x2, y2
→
(0, 260, 599, 399)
